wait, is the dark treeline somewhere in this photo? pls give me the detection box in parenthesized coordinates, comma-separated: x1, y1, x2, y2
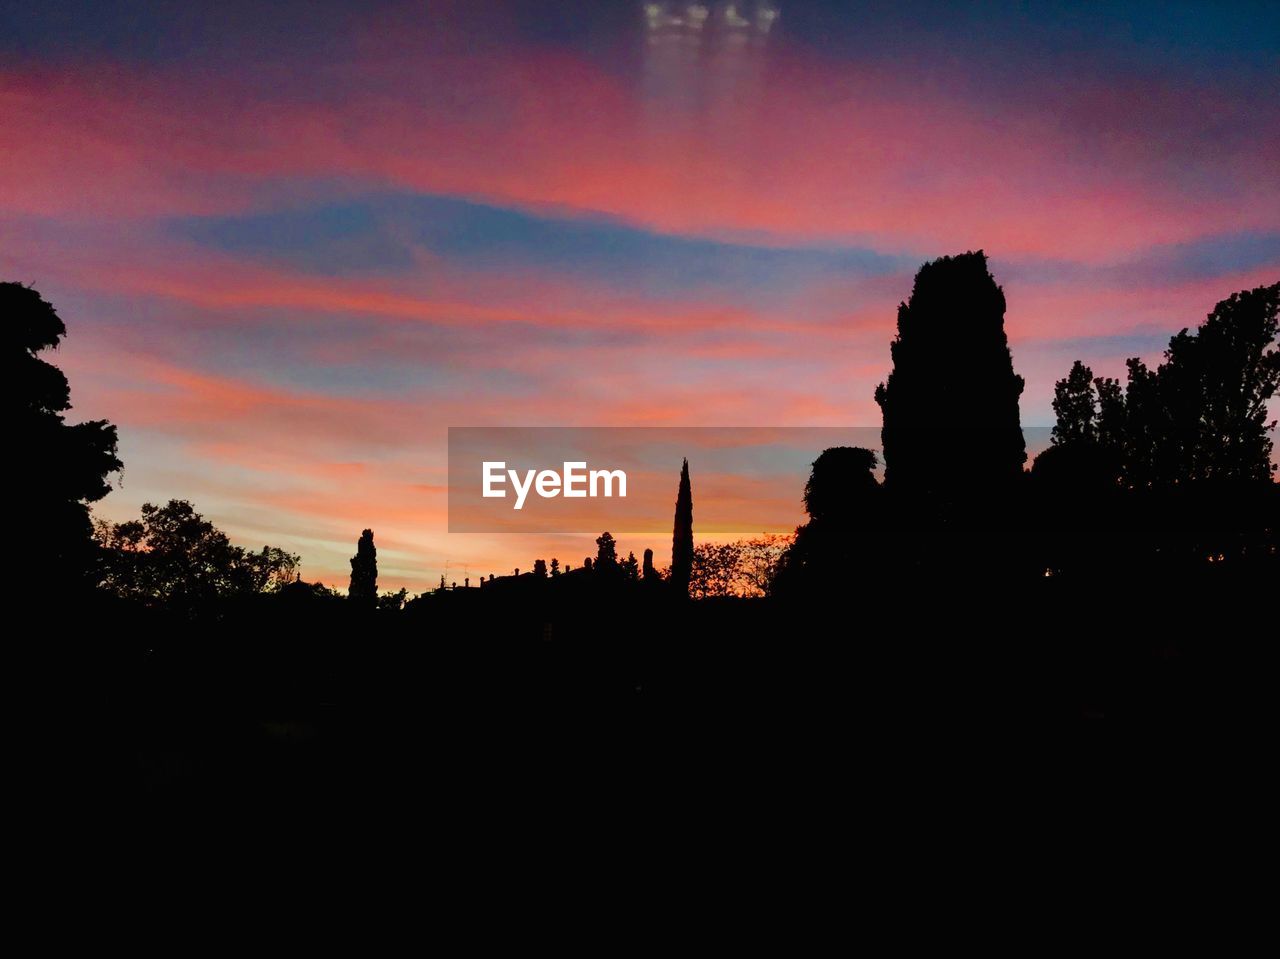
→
(775, 255, 1279, 593)
(9, 256, 1279, 805)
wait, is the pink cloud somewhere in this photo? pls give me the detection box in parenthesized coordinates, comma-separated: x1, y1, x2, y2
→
(5, 33, 1275, 259)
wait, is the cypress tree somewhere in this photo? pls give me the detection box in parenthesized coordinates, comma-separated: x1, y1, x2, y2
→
(348, 528, 378, 604)
(670, 458, 694, 596)
(874, 251, 1025, 498)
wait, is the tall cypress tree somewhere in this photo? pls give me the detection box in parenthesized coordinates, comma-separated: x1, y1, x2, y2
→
(670, 458, 694, 596)
(348, 528, 378, 604)
(874, 251, 1026, 498)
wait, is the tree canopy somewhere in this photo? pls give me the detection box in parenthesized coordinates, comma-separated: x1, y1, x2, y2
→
(772, 447, 885, 596)
(8, 282, 122, 592)
(96, 500, 299, 610)
(1038, 282, 1279, 490)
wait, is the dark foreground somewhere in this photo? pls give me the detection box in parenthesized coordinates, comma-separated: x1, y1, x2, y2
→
(47, 568, 1267, 825)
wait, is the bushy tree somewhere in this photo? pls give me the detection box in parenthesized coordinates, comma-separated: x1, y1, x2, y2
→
(1036, 282, 1279, 571)
(1159, 283, 1279, 484)
(241, 545, 304, 593)
(1041, 282, 1279, 489)
(377, 588, 408, 612)
(8, 282, 122, 592)
(803, 447, 880, 524)
(772, 447, 883, 595)
(1094, 374, 1126, 450)
(595, 531, 618, 569)
(690, 534, 792, 599)
(1051, 360, 1099, 446)
(96, 500, 298, 609)
(1034, 361, 1123, 490)
(689, 542, 742, 599)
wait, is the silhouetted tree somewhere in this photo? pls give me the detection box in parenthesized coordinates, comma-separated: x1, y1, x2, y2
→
(1034, 361, 1123, 490)
(1111, 357, 1162, 489)
(378, 588, 408, 612)
(690, 535, 792, 599)
(1044, 282, 1279, 490)
(8, 282, 122, 593)
(533, 558, 548, 578)
(621, 551, 639, 580)
(96, 500, 298, 610)
(773, 448, 883, 596)
(1033, 362, 1125, 576)
(280, 577, 344, 603)
(642, 548, 657, 581)
(1158, 283, 1279, 484)
(874, 252, 1026, 497)
(1094, 374, 1126, 451)
(670, 458, 694, 596)
(595, 531, 618, 570)
(550, 557, 560, 577)
(690, 542, 741, 599)
(741, 534, 793, 595)
(1031, 439, 1121, 492)
(1051, 360, 1099, 446)
(240, 546, 304, 593)
(1037, 282, 1279, 572)
(349, 529, 378, 605)
(803, 447, 880, 524)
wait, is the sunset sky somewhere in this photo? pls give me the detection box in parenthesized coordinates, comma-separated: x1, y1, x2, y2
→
(4, 1, 1278, 589)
